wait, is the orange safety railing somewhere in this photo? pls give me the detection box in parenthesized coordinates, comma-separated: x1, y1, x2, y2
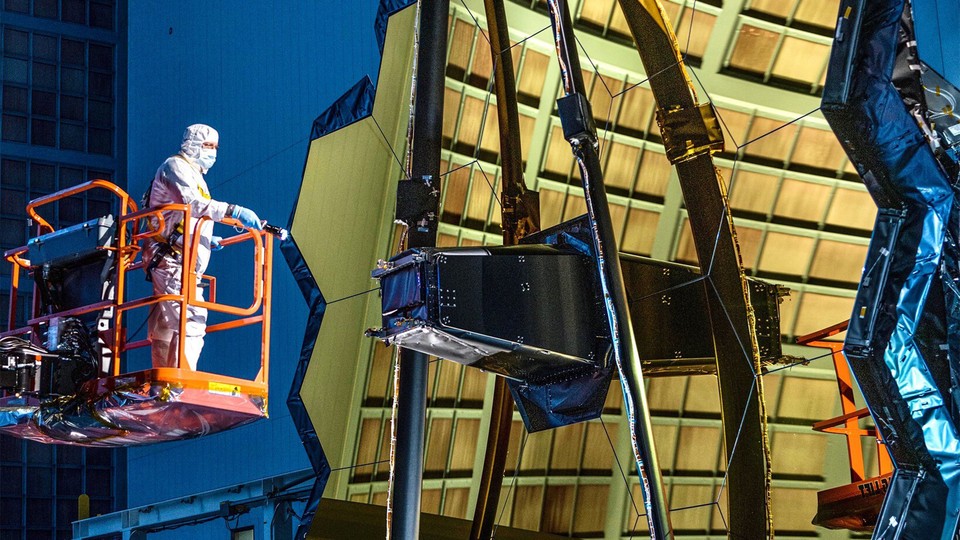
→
(797, 320, 893, 483)
(2, 180, 273, 389)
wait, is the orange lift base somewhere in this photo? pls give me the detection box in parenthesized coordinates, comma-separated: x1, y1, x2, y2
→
(812, 471, 893, 532)
(0, 368, 267, 447)
(798, 320, 893, 532)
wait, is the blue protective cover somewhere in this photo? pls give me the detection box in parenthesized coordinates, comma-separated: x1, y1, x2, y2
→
(375, 0, 417, 54)
(822, 0, 960, 537)
(310, 77, 375, 140)
(281, 235, 330, 540)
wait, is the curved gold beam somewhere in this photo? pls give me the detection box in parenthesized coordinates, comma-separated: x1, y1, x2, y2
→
(615, 1, 774, 537)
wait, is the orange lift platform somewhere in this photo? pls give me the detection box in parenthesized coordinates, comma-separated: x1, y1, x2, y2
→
(0, 180, 274, 446)
(798, 320, 893, 532)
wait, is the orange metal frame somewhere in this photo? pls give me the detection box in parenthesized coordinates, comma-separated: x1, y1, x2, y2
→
(797, 320, 893, 482)
(2, 179, 273, 391)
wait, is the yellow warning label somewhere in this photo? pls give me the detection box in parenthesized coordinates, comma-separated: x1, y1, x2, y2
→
(209, 382, 240, 395)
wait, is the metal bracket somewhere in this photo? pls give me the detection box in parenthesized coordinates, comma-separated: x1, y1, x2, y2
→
(655, 102, 725, 164)
(557, 93, 598, 147)
(395, 175, 439, 232)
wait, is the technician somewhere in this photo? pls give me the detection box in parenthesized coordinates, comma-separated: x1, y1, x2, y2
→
(144, 124, 263, 370)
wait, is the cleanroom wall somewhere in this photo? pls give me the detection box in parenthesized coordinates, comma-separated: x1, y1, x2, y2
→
(125, 0, 382, 509)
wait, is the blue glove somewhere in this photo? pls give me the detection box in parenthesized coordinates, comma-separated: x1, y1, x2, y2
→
(231, 205, 263, 230)
(211, 235, 223, 251)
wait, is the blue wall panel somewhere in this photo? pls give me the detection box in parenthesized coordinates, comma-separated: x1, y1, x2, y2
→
(914, 0, 960, 87)
(126, 0, 381, 509)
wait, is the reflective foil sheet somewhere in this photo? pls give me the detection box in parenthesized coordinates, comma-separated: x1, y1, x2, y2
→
(0, 368, 266, 447)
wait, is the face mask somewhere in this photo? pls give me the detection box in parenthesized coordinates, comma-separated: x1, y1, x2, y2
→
(197, 148, 217, 171)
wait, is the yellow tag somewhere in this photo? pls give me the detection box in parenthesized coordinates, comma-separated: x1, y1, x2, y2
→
(78, 494, 90, 520)
(843, 6, 852, 18)
(209, 381, 239, 395)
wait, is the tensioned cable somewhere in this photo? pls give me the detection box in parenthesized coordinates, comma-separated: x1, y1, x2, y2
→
(211, 135, 309, 190)
(572, 34, 617, 158)
(628, 274, 710, 305)
(736, 107, 821, 151)
(687, 62, 741, 148)
(327, 286, 381, 306)
(475, 161, 504, 208)
(459, 0, 491, 45)
(330, 458, 391, 473)
(714, 382, 757, 502)
(492, 430, 529, 536)
(680, 0, 699, 63)
(475, 55, 499, 163)
(600, 416, 642, 518)
(504, 25, 552, 53)
(934, 0, 945, 80)
(700, 108, 821, 280)
(212, 104, 413, 193)
(442, 159, 480, 178)
(628, 512, 644, 540)
(372, 113, 412, 180)
(705, 279, 760, 378)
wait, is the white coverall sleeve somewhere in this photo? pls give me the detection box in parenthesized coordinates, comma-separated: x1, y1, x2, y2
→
(162, 158, 230, 222)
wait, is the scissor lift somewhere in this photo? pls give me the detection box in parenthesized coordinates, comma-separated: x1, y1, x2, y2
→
(798, 320, 893, 531)
(0, 180, 273, 446)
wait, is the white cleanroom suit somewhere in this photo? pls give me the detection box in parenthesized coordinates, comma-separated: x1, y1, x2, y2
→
(145, 124, 262, 370)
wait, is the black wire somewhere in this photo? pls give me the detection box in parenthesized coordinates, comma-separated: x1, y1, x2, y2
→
(715, 382, 757, 502)
(735, 107, 821, 151)
(372, 113, 411, 181)
(600, 416, 641, 517)
(442, 159, 479, 178)
(503, 25, 551, 55)
(327, 287, 381, 306)
(934, 0, 945, 79)
(331, 459, 390, 473)
(681, 0, 699, 62)
(570, 33, 618, 158)
(627, 511, 644, 540)
(210, 136, 310, 190)
(126, 305, 156, 344)
(475, 161, 503, 209)
(458, 0, 490, 45)
(493, 430, 528, 536)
